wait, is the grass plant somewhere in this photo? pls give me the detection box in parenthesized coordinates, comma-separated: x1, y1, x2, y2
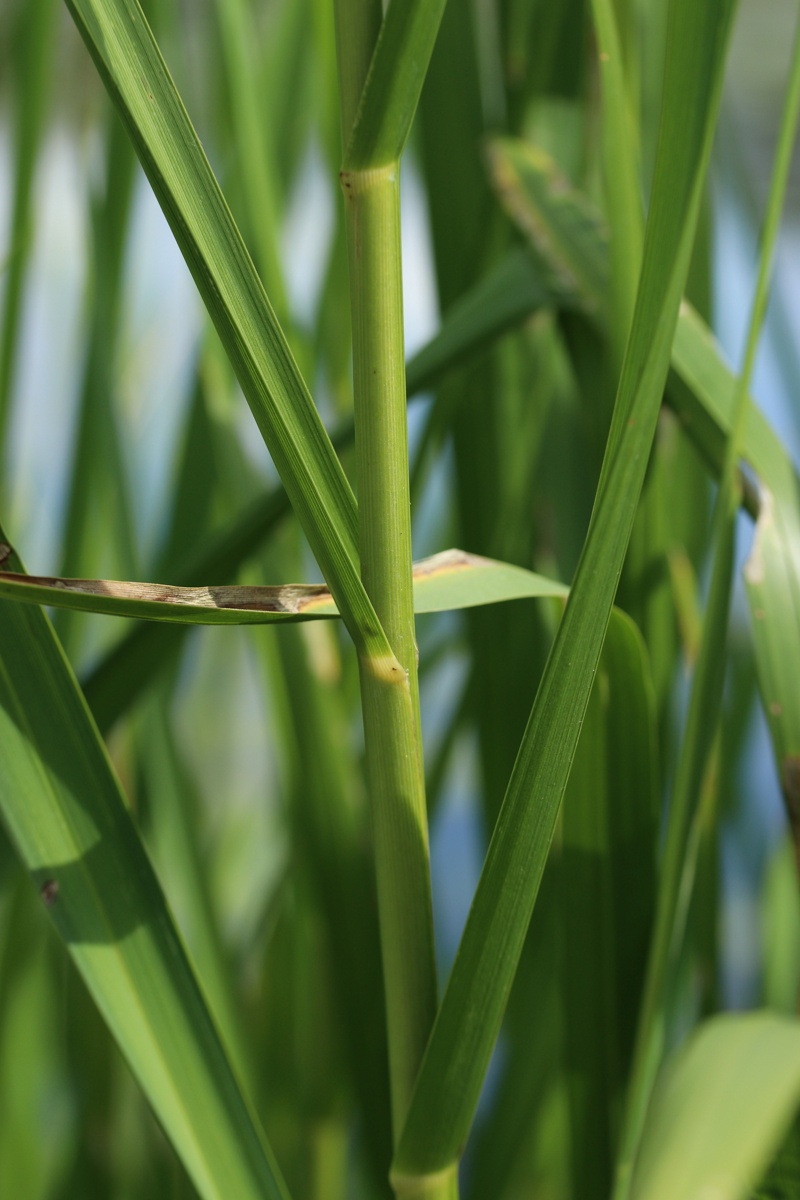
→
(1, 1, 800, 1198)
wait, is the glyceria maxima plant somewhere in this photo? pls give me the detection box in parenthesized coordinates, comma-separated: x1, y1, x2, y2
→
(1, 0, 800, 1198)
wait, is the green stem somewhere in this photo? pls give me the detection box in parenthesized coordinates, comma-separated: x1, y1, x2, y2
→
(334, 5, 441, 1180)
(612, 19, 800, 1200)
(342, 161, 438, 1142)
(391, 1163, 460, 1200)
(309, 1119, 349, 1200)
(344, 167, 419, 692)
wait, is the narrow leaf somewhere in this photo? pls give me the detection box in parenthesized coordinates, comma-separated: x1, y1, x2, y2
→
(0, 571, 338, 625)
(393, 0, 735, 1177)
(561, 612, 658, 1199)
(744, 488, 800, 873)
(670, 302, 792, 489)
(484, 137, 797, 510)
(64, 0, 388, 660)
(78, 240, 798, 739)
(0, 549, 567, 626)
(411, 550, 567, 611)
(617, 28, 800, 1192)
(0, 534, 290, 1200)
(487, 137, 610, 313)
(588, 0, 643, 353)
(630, 1015, 800, 1200)
(344, 0, 448, 169)
(404, 248, 565, 394)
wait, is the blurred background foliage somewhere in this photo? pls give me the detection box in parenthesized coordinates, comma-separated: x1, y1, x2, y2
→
(0, 0, 799, 1197)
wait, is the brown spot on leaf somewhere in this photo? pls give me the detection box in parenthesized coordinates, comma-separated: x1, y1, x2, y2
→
(411, 548, 477, 579)
(783, 757, 800, 810)
(40, 879, 59, 907)
(782, 757, 800, 878)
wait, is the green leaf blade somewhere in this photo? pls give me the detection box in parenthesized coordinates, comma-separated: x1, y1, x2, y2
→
(0, 537, 290, 1200)
(65, 0, 387, 660)
(0, 570, 339, 625)
(631, 1015, 800, 1200)
(0, 550, 567, 627)
(343, 0, 448, 170)
(393, 0, 736, 1177)
(744, 484, 800, 861)
(560, 612, 659, 1200)
(487, 137, 609, 314)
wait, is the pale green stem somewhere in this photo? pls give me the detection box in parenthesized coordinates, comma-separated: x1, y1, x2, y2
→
(613, 21, 800, 1200)
(391, 1163, 460, 1200)
(309, 1119, 348, 1200)
(333, 4, 441, 1183)
(344, 167, 420, 693)
(342, 162, 438, 1144)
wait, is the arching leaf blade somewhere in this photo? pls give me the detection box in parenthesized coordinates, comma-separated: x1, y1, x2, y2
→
(393, 0, 736, 1177)
(631, 1015, 800, 1200)
(0, 533, 290, 1200)
(64, 0, 388, 661)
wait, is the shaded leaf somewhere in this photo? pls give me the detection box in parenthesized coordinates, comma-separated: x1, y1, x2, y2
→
(0, 532, 290, 1200)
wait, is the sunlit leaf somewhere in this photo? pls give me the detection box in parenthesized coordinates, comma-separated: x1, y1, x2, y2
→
(631, 1015, 800, 1200)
